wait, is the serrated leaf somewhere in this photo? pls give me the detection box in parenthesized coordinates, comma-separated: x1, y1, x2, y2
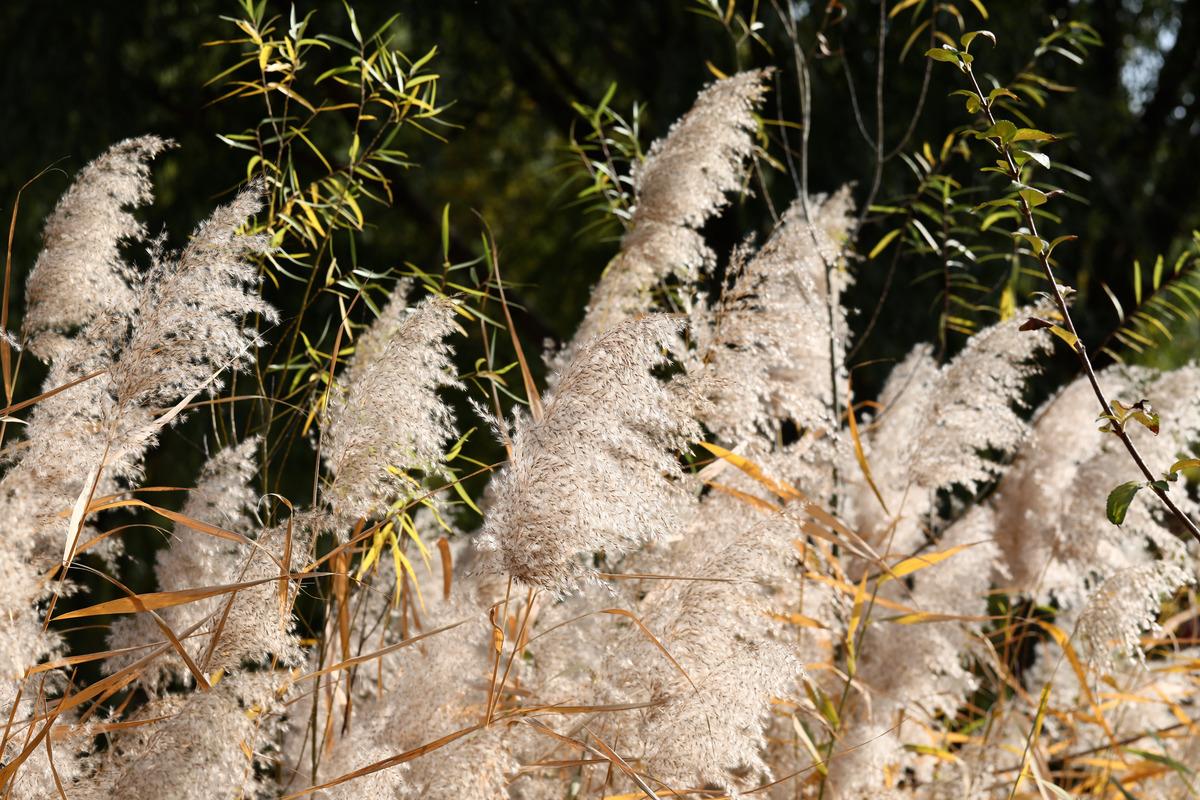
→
(1106, 481, 1143, 526)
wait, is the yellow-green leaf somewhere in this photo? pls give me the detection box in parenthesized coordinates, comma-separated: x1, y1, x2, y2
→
(1169, 458, 1200, 475)
(879, 543, 975, 584)
(869, 228, 902, 259)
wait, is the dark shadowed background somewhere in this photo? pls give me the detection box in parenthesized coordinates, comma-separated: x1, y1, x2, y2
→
(1, 0, 1198, 650)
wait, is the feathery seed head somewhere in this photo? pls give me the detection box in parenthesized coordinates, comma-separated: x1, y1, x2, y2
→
(480, 314, 701, 595)
(24, 135, 174, 360)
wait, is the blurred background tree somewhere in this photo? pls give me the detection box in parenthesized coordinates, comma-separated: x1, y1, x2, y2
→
(3, 0, 1198, 371)
(2, 0, 1199, 463)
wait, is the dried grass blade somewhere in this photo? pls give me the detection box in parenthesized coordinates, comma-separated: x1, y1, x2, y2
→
(53, 573, 306, 620)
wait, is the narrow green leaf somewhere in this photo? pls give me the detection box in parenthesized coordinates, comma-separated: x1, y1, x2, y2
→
(344, 0, 362, 44)
(1125, 748, 1196, 779)
(1047, 234, 1077, 255)
(868, 228, 902, 259)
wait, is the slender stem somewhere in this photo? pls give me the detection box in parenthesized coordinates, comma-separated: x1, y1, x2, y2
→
(962, 65, 1200, 544)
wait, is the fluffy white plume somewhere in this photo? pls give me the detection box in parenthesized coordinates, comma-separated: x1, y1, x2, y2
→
(0, 176, 275, 773)
(1075, 561, 1189, 670)
(993, 364, 1200, 603)
(23, 136, 173, 360)
(554, 71, 769, 370)
(322, 293, 460, 523)
(106, 439, 260, 688)
(74, 672, 284, 800)
(480, 314, 701, 595)
(851, 313, 1051, 554)
(693, 188, 855, 442)
(310, 576, 515, 800)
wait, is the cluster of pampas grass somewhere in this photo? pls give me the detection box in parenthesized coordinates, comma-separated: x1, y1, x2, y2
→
(2, 69, 1199, 800)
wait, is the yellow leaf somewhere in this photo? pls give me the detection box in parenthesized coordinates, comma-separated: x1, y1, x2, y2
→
(705, 480, 781, 514)
(903, 743, 960, 763)
(356, 523, 390, 579)
(848, 382, 889, 514)
(390, 530, 424, 611)
(697, 442, 802, 502)
(297, 199, 326, 239)
(868, 228, 902, 259)
(889, 0, 922, 17)
(791, 715, 827, 776)
(1049, 324, 1078, 348)
(1170, 458, 1200, 475)
(771, 612, 826, 629)
(54, 574, 297, 620)
(891, 611, 989, 624)
(399, 512, 433, 574)
(879, 543, 975, 584)
(269, 81, 316, 113)
(705, 61, 728, 80)
(999, 283, 1016, 321)
(342, 190, 364, 229)
(845, 573, 869, 675)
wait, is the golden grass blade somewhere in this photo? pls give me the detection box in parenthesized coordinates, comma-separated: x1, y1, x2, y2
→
(704, 480, 781, 513)
(280, 722, 486, 798)
(482, 220, 543, 421)
(52, 573, 306, 620)
(296, 620, 467, 684)
(525, 718, 664, 800)
(846, 381, 890, 514)
(878, 542, 977, 584)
